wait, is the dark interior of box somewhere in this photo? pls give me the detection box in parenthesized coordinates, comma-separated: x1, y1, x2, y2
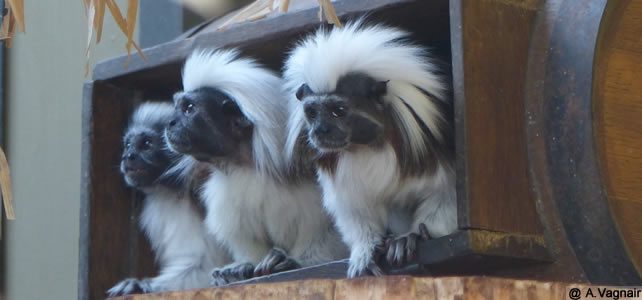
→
(96, 0, 455, 292)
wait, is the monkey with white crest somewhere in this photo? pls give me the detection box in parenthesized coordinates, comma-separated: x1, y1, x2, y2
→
(283, 20, 457, 278)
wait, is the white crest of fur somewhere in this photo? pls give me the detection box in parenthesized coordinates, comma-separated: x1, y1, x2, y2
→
(283, 20, 448, 164)
(128, 102, 174, 136)
(183, 49, 288, 178)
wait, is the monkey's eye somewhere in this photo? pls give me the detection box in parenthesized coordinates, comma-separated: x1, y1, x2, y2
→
(331, 105, 347, 118)
(140, 138, 153, 150)
(304, 106, 317, 119)
(182, 102, 195, 116)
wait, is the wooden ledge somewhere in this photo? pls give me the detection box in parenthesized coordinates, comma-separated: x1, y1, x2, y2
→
(111, 276, 590, 299)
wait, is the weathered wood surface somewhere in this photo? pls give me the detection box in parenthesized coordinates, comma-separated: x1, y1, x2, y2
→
(522, 0, 641, 285)
(219, 230, 550, 288)
(593, 0, 642, 275)
(110, 276, 595, 300)
(451, 0, 543, 236)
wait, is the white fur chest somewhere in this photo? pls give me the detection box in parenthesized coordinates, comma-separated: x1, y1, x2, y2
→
(202, 167, 325, 262)
(318, 144, 456, 236)
(320, 145, 400, 208)
(140, 191, 226, 269)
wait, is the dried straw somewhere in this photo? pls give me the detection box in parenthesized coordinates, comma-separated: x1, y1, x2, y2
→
(0, 147, 14, 221)
(0, 0, 343, 226)
(217, 0, 342, 30)
(0, 0, 25, 46)
(0, 144, 13, 238)
(0, 2, 18, 223)
(83, 0, 145, 73)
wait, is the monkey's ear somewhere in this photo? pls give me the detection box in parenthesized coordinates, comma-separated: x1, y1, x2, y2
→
(371, 80, 388, 97)
(222, 99, 241, 115)
(296, 84, 314, 101)
(173, 91, 186, 104)
(222, 99, 252, 130)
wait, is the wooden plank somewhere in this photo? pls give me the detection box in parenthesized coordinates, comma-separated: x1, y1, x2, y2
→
(451, 0, 542, 234)
(91, 0, 450, 95)
(593, 0, 642, 276)
(109, 276, 606, 300)
(93, 0, 411, 80)
(79, 81, 156, 300)
(218, 230, 550, 287)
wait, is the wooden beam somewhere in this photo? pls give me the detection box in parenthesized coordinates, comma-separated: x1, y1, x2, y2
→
(109, 276, 606, 300)
(451, 0, 543, 235)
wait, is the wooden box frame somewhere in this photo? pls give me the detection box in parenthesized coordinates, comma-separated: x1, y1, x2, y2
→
(81, 0, 635, 298)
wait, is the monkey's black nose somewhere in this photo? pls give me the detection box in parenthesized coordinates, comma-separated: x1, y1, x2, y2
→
(169, 119, 177, 127)
(314, 123, 348, 144)
(126, 153, 136, 161)
(317, 123, 331, 134)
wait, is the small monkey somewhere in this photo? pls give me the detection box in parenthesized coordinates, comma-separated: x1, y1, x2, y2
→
(108, 102, 231, 296)
(164, 49, 347, 285)
(283, 20, 457, 277)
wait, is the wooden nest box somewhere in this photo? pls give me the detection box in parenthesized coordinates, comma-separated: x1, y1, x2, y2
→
(80, 0, 642, 299)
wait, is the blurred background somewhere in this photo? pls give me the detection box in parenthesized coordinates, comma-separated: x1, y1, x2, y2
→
(0, 1, 248, 299)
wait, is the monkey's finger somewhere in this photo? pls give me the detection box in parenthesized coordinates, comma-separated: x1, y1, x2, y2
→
(138, 279, 152, 293)
(238, 263, 255, 279)
(383, 237, 392, 251)
(125, 280, 140, 294)
(375, 238, 387, 256)
(419, 223, 431, 240)
(253, 262, 267, 277)
(406, 233, 418, 262)
(367, 261, 385, 277)
(133, 282, 146, 294)
(393, 237, 406, 266)
(386, 238, 397, 265)
(256, 253, 283, 276)
(211, 269, 221, 278)
(273, 258, 300, 273)
(263, 254, 283, 274)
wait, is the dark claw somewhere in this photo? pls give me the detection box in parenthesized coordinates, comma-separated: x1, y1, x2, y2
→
(254, 248, 300, 277)
(235, 263, 255, 279)
(385, 238, 396, 266)
(419, 223, 431, 240)
(211, 263, 254, 286)
(406, 233, 418, 262)
(106, 278, 152, 297)
(384, 223, 432, 267)
(273, 256, 301, 273)
(394, 236, 406, 266)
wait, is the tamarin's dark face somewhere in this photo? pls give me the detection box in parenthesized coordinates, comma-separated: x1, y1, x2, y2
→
(165, 87, 253, 162)
(297, 73, 387, 153)
(121, 125, 173, 188)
